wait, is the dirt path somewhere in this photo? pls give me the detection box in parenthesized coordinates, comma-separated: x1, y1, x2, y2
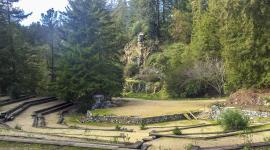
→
(45, 112, 67, 128)
(6, 100, 64, 130)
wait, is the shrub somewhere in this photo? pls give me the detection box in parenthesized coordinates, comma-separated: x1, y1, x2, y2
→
(8, 84, 21, 99)
(264, 96, 270, 103)
(124, 63, 139, 77)
(15, 124, 22, 130)
(264, 136, 270, 142)
(172, 127, 182, 135)
(137, 67, 160, 82)
(218, 109, 250, 131)
(115, 125, 121, 131)
(140, 123, 146, 130)
(185, 144, 195, 150)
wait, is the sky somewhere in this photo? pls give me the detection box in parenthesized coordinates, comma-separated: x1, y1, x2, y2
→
(15, 0, 69, 25)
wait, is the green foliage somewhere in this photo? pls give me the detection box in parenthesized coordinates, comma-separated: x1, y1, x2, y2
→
(15, 124, 22, 130)
(221, 0, 270, 92)
(123, 89, 169, 100)
(91, 109, 115, 116)
(8, 84, 20, 99)
(1, 0, 269, 102)
(172, 127, 182, 135)
(218, 109, 250, 131)
(56, 47, 123, 103)
(140, 122, 146, 130)
(137, 67, 160, 82)
(115, 125, 122, 131)
(0, 0, 45, 96)
(131, 21, 145, 37)
(264, 136, 270, 142)
(169, 9, 192, 43)
(184, 144, 195, 150)
(265, 96, 270, 104)
(55, 0, 124, 111)
(124, 63, 139, 77)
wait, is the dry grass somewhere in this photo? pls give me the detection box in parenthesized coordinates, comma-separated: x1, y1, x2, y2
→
(94, 98, 225, 117)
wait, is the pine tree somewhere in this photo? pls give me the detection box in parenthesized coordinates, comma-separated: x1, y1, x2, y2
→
(41, 8, 59, 82)
(56, 0, 123, 110)
(221, 0, 270, 92)
(0, 0, 43, 97)
(189, 0, 222, 60)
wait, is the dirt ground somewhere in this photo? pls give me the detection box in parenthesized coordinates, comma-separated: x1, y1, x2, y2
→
(98, 98, 225, 117)
(147, 130, 270, 150)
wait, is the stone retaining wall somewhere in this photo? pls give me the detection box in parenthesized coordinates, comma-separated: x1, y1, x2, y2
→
(82, 112, 200, 125)
(210, 105, 270, 120)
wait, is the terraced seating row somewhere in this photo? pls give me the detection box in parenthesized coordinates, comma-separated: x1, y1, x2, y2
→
(32, 102, 73, 127)
(33, 102, 73, 116)
(0, 95, 34, 106)
(1, 97, 57, 122)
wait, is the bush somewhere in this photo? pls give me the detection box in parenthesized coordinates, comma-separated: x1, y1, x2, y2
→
(8, 84, 21, 99)
(172, 127, 182, 135)
(264, 136, 270, 142)
(15, 124, 22, 130)
(140, 123, 146, 130)
(124, 63, 139, 77)
(264, 96, 270, 103)
(218, 109, 250, 131)
(136, 67, 160, 82)
(115, 125, 121, 131)
(185, 144, 195, 150)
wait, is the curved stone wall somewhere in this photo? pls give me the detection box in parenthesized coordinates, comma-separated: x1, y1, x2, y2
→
(82, 112, 200, 125)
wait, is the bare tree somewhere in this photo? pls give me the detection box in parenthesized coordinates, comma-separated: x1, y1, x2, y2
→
(186, 57, 225, 96)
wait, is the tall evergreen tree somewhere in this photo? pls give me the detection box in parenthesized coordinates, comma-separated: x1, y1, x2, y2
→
(189, 0, 222, 60)
(41, 8, 59, 82)
(0, 0, 43, 97)
(56, 0, 123, 111)
(221, 0, 270, 92)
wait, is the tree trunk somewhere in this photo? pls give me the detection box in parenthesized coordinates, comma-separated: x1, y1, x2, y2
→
(156, 0, 160, 40)
(162, 0, 165, 23)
